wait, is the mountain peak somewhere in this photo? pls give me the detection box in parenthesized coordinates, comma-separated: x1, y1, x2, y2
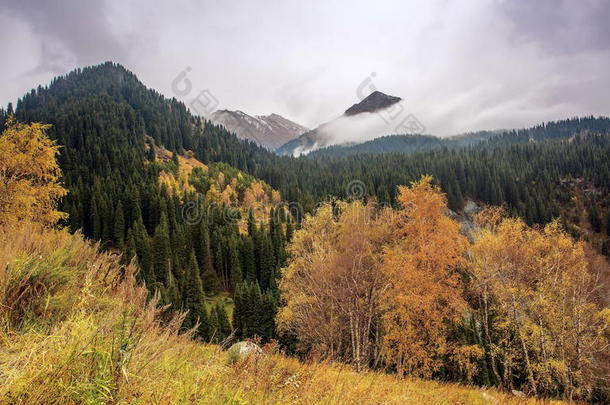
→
(344, 91, 402, 116)
(209, 110, 307, 150)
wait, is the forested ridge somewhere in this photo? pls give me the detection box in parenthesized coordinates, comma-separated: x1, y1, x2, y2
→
(3, 63, 610, 224)
(1, 62, 609, 401)
(0, 62, 288, 344)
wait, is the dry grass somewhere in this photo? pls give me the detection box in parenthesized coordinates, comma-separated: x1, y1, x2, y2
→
(0, 224, 564, 404)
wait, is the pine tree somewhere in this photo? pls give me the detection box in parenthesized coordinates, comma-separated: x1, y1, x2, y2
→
(123, 228, 137, 266)
(132, 218, 154, 284)
(195, 214, 213, 275)
(232, 283, 245, 338)
(227, 237, 242, 289)
(240, 236, 256, 282)
(215, 302, 231, 341)
(171, 151, 180, 176)
(285, 221, 294, 242)
(113, 200, 125, 245)
(90, 196, 101, 240)
(588, 202, 601, 233)
(214, 239, 225, 284)
(198, 305, 210, 341)
(259, 291, 277, 341)
(183, 251, 208, 339)
(258, 234, 276, 290)
(153, 213, 171, 285)
(208, 306, 220, 343)
(246, 282, 263, 339)
(247, 210, 257, 238)
(164, 269, 181, 309)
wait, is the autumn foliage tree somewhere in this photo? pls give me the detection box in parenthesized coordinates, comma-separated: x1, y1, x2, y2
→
(277, 200, 393, 369)
(380, 176, 470, 378)
(278, 177, 472, 373)
(469, 212, 610, 400)
(0, 117, 67, 227)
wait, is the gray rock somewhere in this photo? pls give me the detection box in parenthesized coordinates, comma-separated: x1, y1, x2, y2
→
(511, 389, 525, 397)
(226, 341, 263, 363)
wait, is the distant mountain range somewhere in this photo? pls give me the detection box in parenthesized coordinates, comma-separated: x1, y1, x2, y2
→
(208, 110, 307, 150)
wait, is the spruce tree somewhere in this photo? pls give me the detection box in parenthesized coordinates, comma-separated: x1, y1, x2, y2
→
(153, 213, 171, 285)
(247, 210, 257, 238)
(232, 283, 244, 339)
(113, 200, 125, 245)
(240, 236, 256, 282)
(285, 221, 294, 242)
(215, 302, 231, 341)
(183, 252, 207, 338)
(132, 217, 154, 284)
(258, 234, 276, 290)
(195, 214, 213, 275)
(90, 196, 101, 240)
(123, 227, 137, 266)
(228, 237, 242, 289)
(588, 202, 601, 233)
(208, 306, 220, 343)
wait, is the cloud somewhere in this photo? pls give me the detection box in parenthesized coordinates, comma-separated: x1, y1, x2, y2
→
(2, 0, 131, 72)
(0, 0, 608, 136)
(500, 0, 610, 54)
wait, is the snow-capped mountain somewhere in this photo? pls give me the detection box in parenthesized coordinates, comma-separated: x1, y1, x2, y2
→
(208, 110, 308, 150)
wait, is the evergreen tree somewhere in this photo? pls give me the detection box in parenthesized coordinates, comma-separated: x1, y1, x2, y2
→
(113, 200, 125, 245)
(183, 252, 208, 339)
(195, 213, 213, 275)
(588, 202, 601, 233)
(123, 228, 137, 266)
(240, 236, 256, 283)
(215, 302, 231, 341)
(247, 210, 257, 238)
(285, 221, 294, 242)
(90, 196, 101, 240)
(153, 213, 171, 285)
(258, 234, 276, 290)
(132, 218, 154, 284)
(232, 283, 245, 338)
(227, 237, 243, 289)
(208, 306, 220, 343)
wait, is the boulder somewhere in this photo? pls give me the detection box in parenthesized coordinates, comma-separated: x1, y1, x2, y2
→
(226, 341, 263, 364)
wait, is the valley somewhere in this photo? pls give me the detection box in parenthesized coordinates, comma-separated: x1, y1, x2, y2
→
(0, 62, 609, 403)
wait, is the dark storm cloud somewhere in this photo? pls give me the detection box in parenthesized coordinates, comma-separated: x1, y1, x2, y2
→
(0, 0, 608, 136)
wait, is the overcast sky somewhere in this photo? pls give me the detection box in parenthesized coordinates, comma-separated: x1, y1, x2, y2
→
(1, 0, 609, 136)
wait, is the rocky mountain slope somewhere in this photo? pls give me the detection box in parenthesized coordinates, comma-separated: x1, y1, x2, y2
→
(209, 110, 307, 149)
(277, 90, 414, 156)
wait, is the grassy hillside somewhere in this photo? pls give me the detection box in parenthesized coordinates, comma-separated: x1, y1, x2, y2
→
(0, 224, 562, 404)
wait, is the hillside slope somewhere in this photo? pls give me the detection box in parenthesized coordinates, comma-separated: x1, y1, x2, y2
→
(0, 224, 560, 404)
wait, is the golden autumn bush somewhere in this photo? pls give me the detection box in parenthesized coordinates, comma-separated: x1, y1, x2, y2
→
(278, 176, 610, 401)
(278, 177, 474, 377)
(0, 118, 67, 228)
(469, 216, 610, 400)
